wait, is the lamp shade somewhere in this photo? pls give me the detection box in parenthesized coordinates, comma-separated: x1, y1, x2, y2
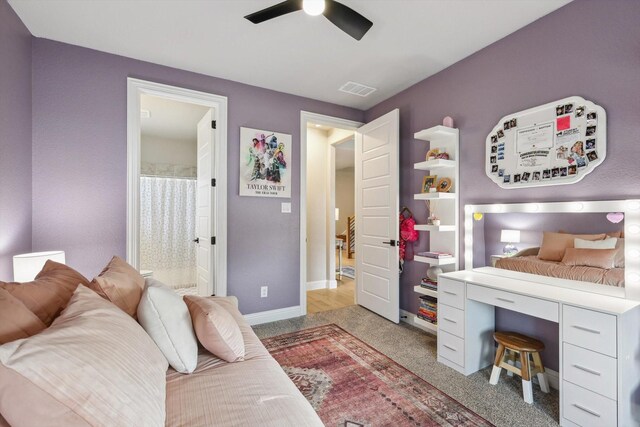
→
(13, 251, 65, 282)
(500, 229, 520, 243)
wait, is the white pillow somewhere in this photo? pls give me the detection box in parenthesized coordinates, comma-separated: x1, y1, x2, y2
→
(574, 237, 618, 249)
(138, 279, 198, 373)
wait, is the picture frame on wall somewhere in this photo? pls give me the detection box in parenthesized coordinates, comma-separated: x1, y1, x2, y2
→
(239, 127, 291, 198)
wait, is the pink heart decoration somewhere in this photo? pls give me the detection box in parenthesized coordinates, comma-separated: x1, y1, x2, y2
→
(607, 212, 624, 223)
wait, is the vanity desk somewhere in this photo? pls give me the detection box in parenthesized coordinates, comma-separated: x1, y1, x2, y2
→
(437, 267, 640, 427)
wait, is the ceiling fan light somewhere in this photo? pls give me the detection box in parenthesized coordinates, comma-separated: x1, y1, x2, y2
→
(303, 0, 325, 16)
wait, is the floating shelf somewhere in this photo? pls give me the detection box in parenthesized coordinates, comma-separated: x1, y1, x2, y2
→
(413, 159, 456, 171)
(414, 224, 456, 232)
(414, 192, 456, 200)
(414, 255, 456, 266)
(414, 125, 459, 143)
(414, 317, 438, 332)
(414, 286, 438, 298)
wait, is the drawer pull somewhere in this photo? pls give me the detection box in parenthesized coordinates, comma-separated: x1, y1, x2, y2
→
(496, 297, 515, 303)
(572, 364, 601, 376)
(572, 325, 601, 334)
(443, 344, 457, 352)
(572, 403, 601, 418)
(443, 290, 457, 296)
(443, 317, 456, 323)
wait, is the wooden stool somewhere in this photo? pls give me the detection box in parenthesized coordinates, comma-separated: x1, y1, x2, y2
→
(489, 331, 550, 404)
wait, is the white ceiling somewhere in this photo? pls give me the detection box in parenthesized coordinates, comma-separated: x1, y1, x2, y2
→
(9, 0, 571, 109)
(140, 94, 209, 141)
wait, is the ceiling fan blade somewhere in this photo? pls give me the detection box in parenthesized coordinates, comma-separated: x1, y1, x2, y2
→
(244, 0, 303, 24)
(323, 0, 373, 40)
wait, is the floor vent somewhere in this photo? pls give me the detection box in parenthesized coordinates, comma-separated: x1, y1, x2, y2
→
(339, 81, 377, 97)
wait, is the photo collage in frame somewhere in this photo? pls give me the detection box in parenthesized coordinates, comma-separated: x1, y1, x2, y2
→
(485, 96, 606, 189)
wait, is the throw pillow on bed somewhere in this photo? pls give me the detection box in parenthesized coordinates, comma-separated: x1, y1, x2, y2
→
(0, 260, 91, 325)
(0, 288, 47, 344)
(561, 248, 618, 269)
(138, 278, 198, 374)
(0, 285, 168, 427)
(574, 237, 618, 250)
(538, 232, 606, 262)
(88, 256, 145, 319)
(184, 295, 245, 363)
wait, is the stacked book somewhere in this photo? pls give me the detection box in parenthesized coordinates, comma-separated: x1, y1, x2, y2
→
(417, 296, 437, 324)
(417, 251, 453, 259)
(420, 277, 437, 291)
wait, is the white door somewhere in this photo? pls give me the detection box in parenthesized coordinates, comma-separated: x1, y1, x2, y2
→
(196, 109, 215, 296)
(355, 109, 400, 323)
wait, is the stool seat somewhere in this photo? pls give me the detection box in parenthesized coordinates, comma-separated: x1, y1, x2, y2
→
(494, 331, 545, 353)
(489, 331, 549, 404)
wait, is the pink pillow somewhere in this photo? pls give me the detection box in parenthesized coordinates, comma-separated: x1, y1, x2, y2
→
(0, 288, 47, 344)
(88, 256, 145, 318)
(184, 296, 245, 362)
(538, 232, 606, 262)
(0, 260, 91, 325)
(561, 248, 617, 269)
(614, 238, 624, 268)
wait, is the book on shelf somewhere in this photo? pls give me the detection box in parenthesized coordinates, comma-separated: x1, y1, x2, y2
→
(417, 251, 453, 259)
(420, 278, 437, 290)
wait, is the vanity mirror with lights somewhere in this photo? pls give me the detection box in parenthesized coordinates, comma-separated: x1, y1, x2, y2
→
(436, 200, 640, 427)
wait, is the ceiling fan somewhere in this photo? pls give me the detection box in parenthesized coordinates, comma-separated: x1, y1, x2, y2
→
(244, 0, 373, 41)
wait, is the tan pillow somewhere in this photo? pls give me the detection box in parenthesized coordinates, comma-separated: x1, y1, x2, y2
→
(561, 248, 617, 269)
(0, 285, 167, 427)
(88, 256, 145, 318)
(0, 288, 47, 344)
(184, 295, 245, 362)
(614, 238, 625, 268)
(538, 232, 606, 262)
(0, 260, 90, 325)
(607, 231, 623, 238)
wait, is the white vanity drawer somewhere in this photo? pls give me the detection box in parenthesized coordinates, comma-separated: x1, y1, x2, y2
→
(563, 343, 617, 400)
(437, 330, 464, 367)
(467, 284, 559, 322)
(438, 305, 464, 338)
(563, 305, 617, 357)
(438, 277, 464, 309)
(562, 381, 617, 427)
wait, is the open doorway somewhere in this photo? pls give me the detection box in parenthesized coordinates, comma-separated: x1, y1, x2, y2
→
(305, 121, 357, 314)
(126, 78, 228, 297)
(139, 94, 208, 295)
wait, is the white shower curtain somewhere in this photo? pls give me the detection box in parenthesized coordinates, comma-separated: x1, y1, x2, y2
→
(140, 176, 197, 289)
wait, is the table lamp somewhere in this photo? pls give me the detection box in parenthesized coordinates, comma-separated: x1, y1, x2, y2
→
(13, 251, 65, 282)
(500, 230, 520, 256)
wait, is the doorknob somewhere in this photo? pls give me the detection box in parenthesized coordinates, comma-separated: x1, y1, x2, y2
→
(382, 240, 396, 247)
(193, 238, 200, 243)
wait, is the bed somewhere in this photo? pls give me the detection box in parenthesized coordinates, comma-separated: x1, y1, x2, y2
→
(495, 247, 624, 287)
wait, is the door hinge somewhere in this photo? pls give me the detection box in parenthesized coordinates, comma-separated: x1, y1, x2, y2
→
(211, 120, 216, 129)
(211, 236, 216, 245)
(211, 178, 216, 187)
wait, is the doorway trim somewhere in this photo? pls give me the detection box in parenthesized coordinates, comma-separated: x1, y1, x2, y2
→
(300, 111, 362, 316)
(126, 78, 228, 296)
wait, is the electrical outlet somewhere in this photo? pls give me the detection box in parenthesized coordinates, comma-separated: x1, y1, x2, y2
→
(260, 286, 268, 298)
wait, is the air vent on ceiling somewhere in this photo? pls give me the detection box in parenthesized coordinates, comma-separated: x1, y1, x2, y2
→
(339, 81, 377, 97)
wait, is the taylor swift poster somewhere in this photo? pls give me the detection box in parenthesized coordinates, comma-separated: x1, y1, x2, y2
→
(239, 127, 291, 198)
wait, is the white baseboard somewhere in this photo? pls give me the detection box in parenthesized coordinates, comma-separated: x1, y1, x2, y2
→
(328, 279, 337, 289)
(306, 280, 327, 291)
(400, 309, 560, 390)
(244, 305, 302, 326)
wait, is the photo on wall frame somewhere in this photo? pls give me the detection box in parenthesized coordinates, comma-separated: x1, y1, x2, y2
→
(239, 127, 291, 198)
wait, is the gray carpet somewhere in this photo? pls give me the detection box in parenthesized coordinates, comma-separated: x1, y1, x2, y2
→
(253, 305, 559, 427)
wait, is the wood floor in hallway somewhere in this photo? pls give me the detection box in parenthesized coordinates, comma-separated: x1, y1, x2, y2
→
(307, 251, 355, 314)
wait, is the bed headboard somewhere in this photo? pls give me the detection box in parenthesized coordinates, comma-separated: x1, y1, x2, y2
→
(464, 199, 640, 301)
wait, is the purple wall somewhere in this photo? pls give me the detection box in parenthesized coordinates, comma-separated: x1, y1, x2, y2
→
(365, 0, 640, 370)
(0, 0, 32, 279)
(31, 39, 363, 314)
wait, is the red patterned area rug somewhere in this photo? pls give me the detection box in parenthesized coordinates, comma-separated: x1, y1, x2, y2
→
(262, 324, 493, 427)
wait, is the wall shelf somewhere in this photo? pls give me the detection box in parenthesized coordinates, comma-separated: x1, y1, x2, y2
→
(414, 255, 456, 266)
(414, 192, 456, 200)
(414, 317, 438, 332)
(414, 125, 458, 143)
(414, 286, 438, 298)
(413, 159, 456, 171)
(414, 224, 456, 232)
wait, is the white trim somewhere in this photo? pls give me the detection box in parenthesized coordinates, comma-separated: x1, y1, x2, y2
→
(464, 199, 640, 300)
(300, 111, 362, 316)
(126, 78, 228, 297)
(307, 280, 328, 291)
(244, 305, 302, 326)
(328, 279, 338, 289)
